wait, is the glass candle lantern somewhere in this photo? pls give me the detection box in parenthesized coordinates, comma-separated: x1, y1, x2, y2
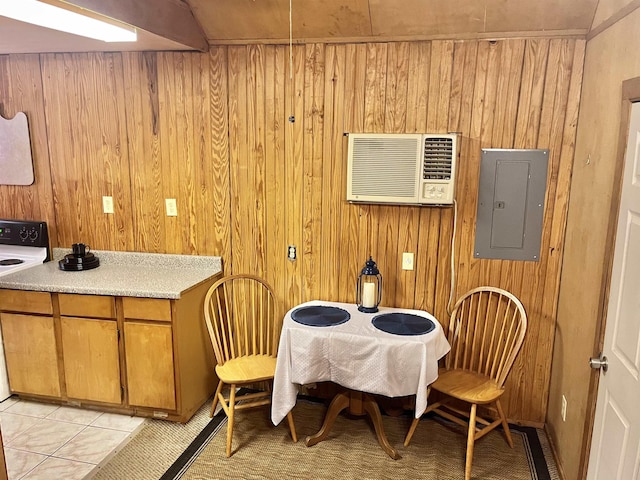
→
(356, 256, 382, 313)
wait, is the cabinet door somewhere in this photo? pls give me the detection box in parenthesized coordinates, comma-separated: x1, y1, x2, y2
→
(0, 313, 60, 397)
(60, 317, 121, 404)
(124, 322, 176, 410)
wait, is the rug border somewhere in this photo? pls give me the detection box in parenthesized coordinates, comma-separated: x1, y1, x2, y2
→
(161, 395, 556, 480)
(159, 403, 227, 480)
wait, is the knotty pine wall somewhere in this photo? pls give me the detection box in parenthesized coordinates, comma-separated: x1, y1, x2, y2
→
(0, 38, 585, 424)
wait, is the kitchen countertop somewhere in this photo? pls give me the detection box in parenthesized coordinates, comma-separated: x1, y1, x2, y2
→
(0, 249, 223, 299)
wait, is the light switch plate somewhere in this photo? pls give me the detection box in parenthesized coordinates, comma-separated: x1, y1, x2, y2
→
(165, 198, 178, 216)
(402, 252, 414, 270)
(102, 196, 114, 214)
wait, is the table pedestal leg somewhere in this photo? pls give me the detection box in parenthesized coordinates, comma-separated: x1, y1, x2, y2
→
(305, 392, 350, 447)
(305, 391, 401, 460)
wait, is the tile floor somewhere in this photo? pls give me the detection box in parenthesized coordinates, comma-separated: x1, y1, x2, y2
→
(0, 396, 146, 480)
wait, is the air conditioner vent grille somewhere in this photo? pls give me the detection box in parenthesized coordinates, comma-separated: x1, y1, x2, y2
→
(423, 137, 454, 180)
(350, 137, 419, 197)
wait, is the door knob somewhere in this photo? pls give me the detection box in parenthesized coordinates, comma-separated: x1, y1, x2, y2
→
(589, 354, 608, 373)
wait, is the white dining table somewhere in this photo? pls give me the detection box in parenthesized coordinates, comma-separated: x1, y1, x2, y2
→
(271, 300, 450, 458)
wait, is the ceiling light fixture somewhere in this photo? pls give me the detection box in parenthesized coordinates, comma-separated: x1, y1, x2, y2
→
(0, 0, 137, 43)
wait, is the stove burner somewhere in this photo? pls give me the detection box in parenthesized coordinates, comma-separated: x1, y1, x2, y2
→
(0, 258, 24, 266)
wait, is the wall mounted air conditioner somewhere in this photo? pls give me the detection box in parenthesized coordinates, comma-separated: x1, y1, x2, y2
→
(346, 133, 459, 205)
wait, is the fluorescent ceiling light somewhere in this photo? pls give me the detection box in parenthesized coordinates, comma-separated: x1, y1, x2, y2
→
(0, 0, 137, 42)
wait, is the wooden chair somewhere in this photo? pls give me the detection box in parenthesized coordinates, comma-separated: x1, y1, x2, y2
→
(404, 286, 527, 480)
(204, 274, 297, 457)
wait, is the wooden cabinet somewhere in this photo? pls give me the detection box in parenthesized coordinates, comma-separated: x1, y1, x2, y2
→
(58, 294, 121, 404)
(124, 321, 176, 410)
(60, 317, 121, 404)
(0, 279, 218, 422)
(0, 312, 60, 397)
(0, 290, 60, 397)
(123, 297, 175, 410)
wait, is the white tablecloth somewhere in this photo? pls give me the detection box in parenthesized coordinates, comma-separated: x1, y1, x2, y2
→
(271, 300, 451, 425)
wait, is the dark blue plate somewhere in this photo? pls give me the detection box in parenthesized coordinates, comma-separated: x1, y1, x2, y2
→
(291, 305, 350, 327)
(372, 313, 435, 336)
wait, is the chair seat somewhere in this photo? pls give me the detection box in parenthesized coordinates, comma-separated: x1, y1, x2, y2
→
(432, 368, 505, 404)
(215, 354, 277, 384)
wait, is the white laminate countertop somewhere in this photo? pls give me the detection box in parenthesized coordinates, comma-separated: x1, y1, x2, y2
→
(0, 249, 223, 299)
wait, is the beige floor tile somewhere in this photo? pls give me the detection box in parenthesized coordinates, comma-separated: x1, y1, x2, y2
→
(3, 447, 47, 480)
(20, 456, 96, 480)
(0, 397, 19, 412)
(0, 413, 41, 443)
(90, 412, 146, 432)
(46, 406, 102, 426)
(7, 419, 85, 455)
(52, 426, 130, 464)
(4, 401, 60, 419)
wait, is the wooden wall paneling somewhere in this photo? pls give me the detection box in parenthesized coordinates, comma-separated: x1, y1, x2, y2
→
(538, 40, 585, 421)
(474, 42, 502, 291)
(378, 42, 410, 304)
(0, 54, 56, 236)
(320, 44, 348, 302)
(433, 42, 457, 326)
(405, 42, 431, 311)
(421, 41, 455, 321)
(158, 52, 190, 254)
(491, 40, 525, 149)
(338, 44, 367, 305)
(504, 39, 552, 420)
(523, 39, 574, 420)
(41, 53, 134, 251)
(175, 52, 196, 255)
(396, 42, 430, 309)
(248, 45, 267, 277)
(302, 43, 325, 301)
(412, 41, 435, 314)
(156, 52, 179, 254)
(3, 37, 583, 423)
(332, 45, 357, 305)
(191, 51, 216, 255)
(486, 39, 532, 417)
(264, 45, 287, 307)
(122, 52, 165, 253)
(284, 44, 305, 308)
(494, 40, 525, 295)
(318, 43, 336, 300)
(360, 44, 387, 302)
(415, 40, 447, 314)
(515, 39, 550, 148)
(178, 52, 204, 255)
(208, 46, 231, 273)
(462, 41, 491, 291)
(448, 41, 479, 306)
(227, 46, 250, 273)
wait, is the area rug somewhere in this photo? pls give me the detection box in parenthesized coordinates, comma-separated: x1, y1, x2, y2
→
(96, 396, 559, 480)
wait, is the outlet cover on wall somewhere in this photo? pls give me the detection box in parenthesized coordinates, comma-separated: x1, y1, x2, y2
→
(165, 198, 178, 216)
(402, 252, 414, 270)
(102, 196, 114, 214)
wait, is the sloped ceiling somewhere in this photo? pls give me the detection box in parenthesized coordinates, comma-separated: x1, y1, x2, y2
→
(0, 0, 598, 54)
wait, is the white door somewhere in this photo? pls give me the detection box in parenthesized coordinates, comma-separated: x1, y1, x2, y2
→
(587, 101, 640, 479)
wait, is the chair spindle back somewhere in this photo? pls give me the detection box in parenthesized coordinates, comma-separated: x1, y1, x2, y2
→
(446, 286, 527, 387)
(204, 275, 280, 366)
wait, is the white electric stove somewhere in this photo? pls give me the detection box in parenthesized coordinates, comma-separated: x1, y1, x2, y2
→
(0, 219, 50, 400)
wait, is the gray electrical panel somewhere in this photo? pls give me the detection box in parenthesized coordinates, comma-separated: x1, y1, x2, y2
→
(474, 149, 548, 261)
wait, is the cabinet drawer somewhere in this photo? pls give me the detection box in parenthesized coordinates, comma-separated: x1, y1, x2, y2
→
(123, 297, 171, 321)
(58, 294, 115, 319)
(0, 290, 52, 315)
